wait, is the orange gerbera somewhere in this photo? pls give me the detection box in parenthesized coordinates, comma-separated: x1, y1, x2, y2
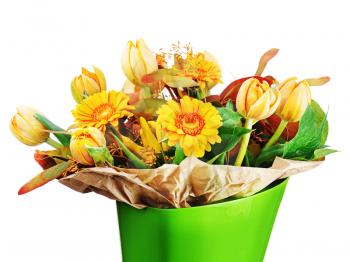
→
(156, 96, 222, 157)
(72, 90, 134, 132)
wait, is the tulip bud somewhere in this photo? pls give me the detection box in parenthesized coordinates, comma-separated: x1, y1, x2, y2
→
(121, 39, 158, 86)
(70, 127, 106, 165)
(10, 106, 49, 146)
(139, 117, 161, 153)
(276, 78, 311, 122)
(236, 78, 281, 121)
(71, 66, 106, 103)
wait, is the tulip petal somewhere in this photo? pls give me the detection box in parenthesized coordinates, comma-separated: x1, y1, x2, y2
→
(304, 76, 330, 86)
(236, 78, 256, 117)
(136, 39, 158, 74)
(247, 91, 271, 120)
(121, 41, 138, 84)
(255, 48, 279, 76)
(93, 66, 107, 91)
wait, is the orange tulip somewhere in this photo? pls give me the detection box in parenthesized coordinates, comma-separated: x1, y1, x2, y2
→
(71, 66, 106, 103)
(70, 127, 106, 165)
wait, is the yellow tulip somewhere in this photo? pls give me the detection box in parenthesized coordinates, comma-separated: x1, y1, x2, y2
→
(70, 127, 106, 165)
(276, 77, 311, 122)
(235, 78, 280, 166)
(139, 117, 161, 153)
(71, 66, 106, 103)
(10, 106, 49, 146)
(121, 39, 158, 86)
(236, 78, 281, 121)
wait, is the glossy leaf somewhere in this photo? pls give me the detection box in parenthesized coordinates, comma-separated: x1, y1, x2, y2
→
(283, 100, 328, 159)
(35, 113, 71, 146)
(173, 145, 185, 165)
(87, 146, 114, 166)
(312, 147, 337, 160)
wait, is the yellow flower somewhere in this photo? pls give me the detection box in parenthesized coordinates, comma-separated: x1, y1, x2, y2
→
(157, 96, 222, 157)
(139, 117, 161, 153)
(276, 77, 311, 122)
(148, 120, 169, 152)
(121, 39, 158, 86)
(71, 66, 106, 103)
(10, 106, 49, 146)
(72, 90, 134, 132)
(236, 78, 281, 121)
(121, 135, 156, 166)
(70, 127, 106, 165)
(173, 51, 222, 91)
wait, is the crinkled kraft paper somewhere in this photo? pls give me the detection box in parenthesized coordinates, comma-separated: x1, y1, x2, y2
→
(60, 157, 321, 209)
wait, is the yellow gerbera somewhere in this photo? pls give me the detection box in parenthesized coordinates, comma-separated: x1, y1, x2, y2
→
(72, 90, 134, 132)
(174, 51, 222, 90)
(157, 96, 222, 157)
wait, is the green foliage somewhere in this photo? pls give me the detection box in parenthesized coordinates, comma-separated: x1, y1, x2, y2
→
(312, 148, 338, 160)
(107, 126, 148, 169)
(256, 100, 335, 167)
(35, 113, 71, 146)
(173, 145, 185, 165)
(87, 146, 114, 166)
(204, 106, 250, 164)
(283, 100, 328, 159)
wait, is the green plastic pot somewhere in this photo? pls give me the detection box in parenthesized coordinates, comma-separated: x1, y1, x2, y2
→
(117, 178, 288, 262)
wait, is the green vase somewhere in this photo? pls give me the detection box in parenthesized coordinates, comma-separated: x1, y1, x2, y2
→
(117, 178, 288, 262)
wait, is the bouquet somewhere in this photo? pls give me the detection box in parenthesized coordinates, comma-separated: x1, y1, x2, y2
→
(10, 39, 335, 208)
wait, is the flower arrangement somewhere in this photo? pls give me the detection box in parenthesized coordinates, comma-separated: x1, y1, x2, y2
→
(10, 39, 335, 207)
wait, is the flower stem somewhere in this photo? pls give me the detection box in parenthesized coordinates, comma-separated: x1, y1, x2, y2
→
(46, 137, 63, 149)
(234, 119, 254, 166)
(106, 124, 148, 169)
(264, 120, 288, 149)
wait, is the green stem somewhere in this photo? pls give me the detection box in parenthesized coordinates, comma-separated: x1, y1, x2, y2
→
(46, 137, 63, 149)
(264, 120, 288, 149)
(107, 124, 148, 169)
(234, 119, 254, 166)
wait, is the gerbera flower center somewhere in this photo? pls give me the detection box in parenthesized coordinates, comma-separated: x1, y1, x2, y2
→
(175, 112, 205, 136)
(92, 103, 115, 121)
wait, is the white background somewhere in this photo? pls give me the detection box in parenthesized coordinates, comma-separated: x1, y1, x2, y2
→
(0, 0, 349, 261)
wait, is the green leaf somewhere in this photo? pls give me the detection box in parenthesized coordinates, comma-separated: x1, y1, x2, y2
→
(18, 161, 72, 195)
(312, 148, 337, 160)
(244, 150, 254, 167)
(87, 146, 114, 166)
(173, 145, 185, 164)
(255, 144, 285, 167)
(107, 126, 148, 169)
(214, 127, 250, 155)
(207, 152, 224, 164)
(204, 106, 249, 164)
(35, 113, 71, 147)
(226, 99, 234, 111)
(217, 106, 242, 133)
(283, 100, 328, 159)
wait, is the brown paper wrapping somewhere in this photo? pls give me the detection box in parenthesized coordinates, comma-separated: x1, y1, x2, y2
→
(59, 157, 321, 209)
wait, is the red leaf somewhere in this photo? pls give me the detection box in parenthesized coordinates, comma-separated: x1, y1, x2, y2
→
(34, 151, 57, 170)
